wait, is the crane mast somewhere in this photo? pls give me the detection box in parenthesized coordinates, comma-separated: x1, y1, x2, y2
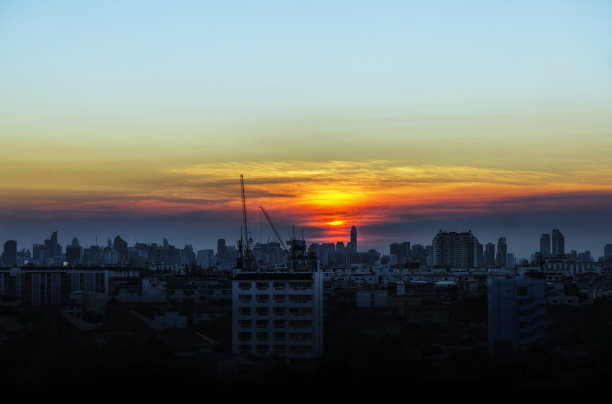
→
(239, 174, 255, 271)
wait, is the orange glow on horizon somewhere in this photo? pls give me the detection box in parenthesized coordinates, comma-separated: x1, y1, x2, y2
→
(3, 160, 612, 240)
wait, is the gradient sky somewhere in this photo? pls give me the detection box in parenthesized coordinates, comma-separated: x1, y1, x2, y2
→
(2, 0, 612, 259)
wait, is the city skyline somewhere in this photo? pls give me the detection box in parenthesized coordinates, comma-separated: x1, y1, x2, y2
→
(2, 1, 612, 260)
(1, 223, 609, 264)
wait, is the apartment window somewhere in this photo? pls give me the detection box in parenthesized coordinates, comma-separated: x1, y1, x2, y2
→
(256, 332, 269, 341)
(273, 307, 285, 316)
(238, 332, 252, 342)
(238, 345, 251, 353)
(255, 345, 269, 354)
(239, 282, 251, 290)
(256, 320, 268, 328)
(256, 294, 269, 303)
(274, 332, 285, 341)
(289, 295, 313, 303)
(274, 294, 285, 303)
(239, 307, 251, 316)
(256, 307, 269, 316)
(289, 307, 312, 316)
(273, 281, 285, 290)
(238, 320, 251, 328)
(273, 320, 284, 328)
(256, 282, 269, 290)
(516, 287, 528, 297)
(273, 345, 285, 353)
(239, 294, 251, 303)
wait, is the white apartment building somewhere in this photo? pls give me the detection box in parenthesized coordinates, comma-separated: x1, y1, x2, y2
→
(232, 271, 323, 362)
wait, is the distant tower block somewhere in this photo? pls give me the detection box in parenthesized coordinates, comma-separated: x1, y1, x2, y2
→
(350, 225, 357, 254)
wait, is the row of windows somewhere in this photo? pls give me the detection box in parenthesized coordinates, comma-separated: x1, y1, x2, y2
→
(237, 319, 314, 329)
(238, 305, 315, 316)
(238, 294, 315, 304)
(238, 281, 313, 291)
(237, 332, 314, 341)
(237, 344, 314, 354)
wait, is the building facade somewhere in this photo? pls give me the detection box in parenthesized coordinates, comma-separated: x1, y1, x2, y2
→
(432, 230, 480, 269)
(488, 278, 548, 356)
(232, 272, 323, 362)
(552, 229, 565, 257)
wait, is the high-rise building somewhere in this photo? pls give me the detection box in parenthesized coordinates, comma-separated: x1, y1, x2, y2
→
(113, 235, 128, 264)
(390, 242, 411, 266)
(552, 229, 565, 257)
(181, 245, 196, 266)
(318, 243, 336, 267)
(83, 245, 102, 266)
(232, 271, 324, 362)
(539, 233, 551, 258)
(43, 231, 63, 265)
(217, 239, 227, 258)
(496, 237, 507, 267)
(65, 237, 82, 266)
(196, 249, 215, 268)
(432, 230, 480, 268)
(605, 244, 612, 262)
(485, 243, 495, 267)
(506, 253, 516, 269)
(335, 242, 348, 267)
(488, 278, 548, 356)
(3, 240, 17, 267)
(350, 226, 357, 255)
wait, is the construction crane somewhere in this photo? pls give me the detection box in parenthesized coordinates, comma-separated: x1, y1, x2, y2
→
(259, 205, 303, 272)
(239, 175, 255, 271)
(258, 206, 289, 254)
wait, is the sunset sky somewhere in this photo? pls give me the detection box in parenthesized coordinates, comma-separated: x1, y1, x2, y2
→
(2, 0, 612, 258)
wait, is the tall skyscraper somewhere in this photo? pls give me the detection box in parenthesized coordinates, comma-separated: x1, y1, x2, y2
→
(432, 230, 480, 268)
(350, 226, 357, 254)
(540, 233, 551, 258)
(217, 238, 227, 258)
(485, 243, 496, 267)
(3, 240, 17, 267)
(552, 229, 565, 257)
(496, 237, 507, 267)
(113, 235, 128, 264)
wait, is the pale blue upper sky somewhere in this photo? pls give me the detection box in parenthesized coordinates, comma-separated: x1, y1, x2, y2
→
(2, 0, 611, 122)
